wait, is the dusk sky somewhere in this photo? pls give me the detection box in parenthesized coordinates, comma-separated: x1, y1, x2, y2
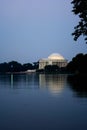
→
(0, 0, 87, 63)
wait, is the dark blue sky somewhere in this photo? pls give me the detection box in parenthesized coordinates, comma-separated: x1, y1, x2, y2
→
(0, 0, 87, 63)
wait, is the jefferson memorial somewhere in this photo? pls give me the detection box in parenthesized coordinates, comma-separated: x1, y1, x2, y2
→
(39, 53, 68, 69)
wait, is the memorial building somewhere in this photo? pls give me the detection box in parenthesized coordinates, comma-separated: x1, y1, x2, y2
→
(39, 53, 68, 70)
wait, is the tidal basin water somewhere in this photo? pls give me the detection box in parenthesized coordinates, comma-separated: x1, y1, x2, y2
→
(0, 74, 87, 130)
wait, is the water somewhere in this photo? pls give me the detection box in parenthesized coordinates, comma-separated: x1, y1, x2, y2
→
(0, 73, 87, 130)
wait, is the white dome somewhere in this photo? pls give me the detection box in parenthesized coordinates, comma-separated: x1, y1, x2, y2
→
(48, 53, 65, 60)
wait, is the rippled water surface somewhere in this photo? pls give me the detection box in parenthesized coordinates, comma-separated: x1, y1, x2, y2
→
(0, 74, 87, 130)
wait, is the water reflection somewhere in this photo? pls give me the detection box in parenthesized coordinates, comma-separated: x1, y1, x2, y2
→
(68, 75, 87, 97)
(1, 73, 87, 98)
(0, 74, 87, 130)
(39, 74, 67, 94)
(11, 74, 13, 88)
(0, 74, 67, 94)
(0, 74, 39, 89)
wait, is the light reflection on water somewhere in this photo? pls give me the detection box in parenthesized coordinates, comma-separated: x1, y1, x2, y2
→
(39, 74, 67, 95)
(0, 74, 67, 95)
(0, 73, 87, 130)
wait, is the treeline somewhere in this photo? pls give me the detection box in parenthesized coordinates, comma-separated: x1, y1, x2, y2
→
(0, 61, 39, 73)
(0, 53, 87, 74)
(67, 53, 87, 74)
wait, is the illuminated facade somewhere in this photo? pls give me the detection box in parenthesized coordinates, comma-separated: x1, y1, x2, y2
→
(39, 53, 68, 69)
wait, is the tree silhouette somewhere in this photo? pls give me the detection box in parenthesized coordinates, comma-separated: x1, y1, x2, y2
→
(8, 61, 22, 72)
(45, 65, 60, 73)
(22, 63, 33, 71)
(0, 62, 9, 72)
(67, 53, 87, 74)
(71, 0, 87, 43)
